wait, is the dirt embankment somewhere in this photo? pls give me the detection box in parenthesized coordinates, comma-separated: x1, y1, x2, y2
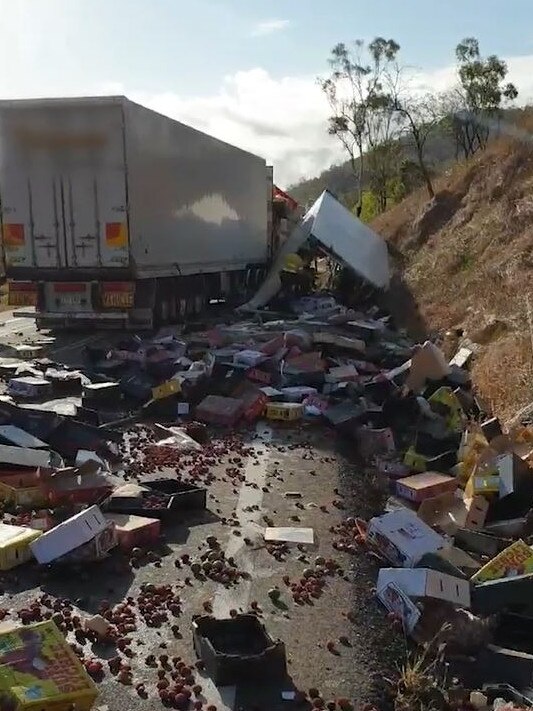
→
(373, 125, 533, 421)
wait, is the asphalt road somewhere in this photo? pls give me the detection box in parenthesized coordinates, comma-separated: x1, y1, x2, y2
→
(0, 312, 405, 711)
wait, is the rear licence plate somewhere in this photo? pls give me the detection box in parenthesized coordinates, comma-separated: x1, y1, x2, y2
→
(102, 292, 134, 308)
(9, 291, 37, 307)
(59, 295, 82, 306)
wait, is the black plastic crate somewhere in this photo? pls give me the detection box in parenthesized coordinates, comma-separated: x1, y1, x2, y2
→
(105, 490, 176, 521)
(142, 479, 207, 511)
(192, 614, 286, 686)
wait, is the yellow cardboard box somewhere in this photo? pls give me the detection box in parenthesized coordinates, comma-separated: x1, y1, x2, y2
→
(428, 387, 464, 432)
(0, 524, 41, 571)
(0, 621, 98, 710)
(403, 447, 428, 472)
(0, 481, 45, 509)
(265, 402, 303, 421)
(471, 539, 533, 583)
(152, 378, 181, 401)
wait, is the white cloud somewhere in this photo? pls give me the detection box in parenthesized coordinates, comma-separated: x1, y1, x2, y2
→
(118, 68, 342, 188)
(251, 19, 290, 37)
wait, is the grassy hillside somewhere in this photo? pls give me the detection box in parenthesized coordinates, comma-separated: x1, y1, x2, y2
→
(372, 110, 533, 420)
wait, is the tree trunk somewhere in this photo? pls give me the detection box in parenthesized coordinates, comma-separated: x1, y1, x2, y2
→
(416, 146, 434, 199)
(356, 147, 364, 214)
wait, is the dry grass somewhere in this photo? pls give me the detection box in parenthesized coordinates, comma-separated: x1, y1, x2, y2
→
(473, 333, 533, 421)
(373, 119, 533, 420)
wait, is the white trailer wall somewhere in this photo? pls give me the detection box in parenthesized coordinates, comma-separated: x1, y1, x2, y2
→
(124, 100, 269, 278)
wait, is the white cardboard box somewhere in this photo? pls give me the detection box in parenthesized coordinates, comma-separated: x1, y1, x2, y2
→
(377, 568, 471, 607)
(367, 509, 449, 567)
(233, 350, 266, 367)
(31, 505, 111, 564)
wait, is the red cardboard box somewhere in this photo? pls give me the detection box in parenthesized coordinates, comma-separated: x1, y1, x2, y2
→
(195, 395, 244, 427)
(104, 513, 161, 550)
(396, 471, 457, 503)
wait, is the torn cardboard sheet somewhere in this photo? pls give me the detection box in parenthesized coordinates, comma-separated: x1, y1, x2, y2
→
(264, 527, 314, 545)
(405, 341, 451, 393)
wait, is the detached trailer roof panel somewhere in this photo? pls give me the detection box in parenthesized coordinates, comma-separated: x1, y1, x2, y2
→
(305, 191, 390, 289)
(243, 190, 390, 310)
(123, 99, 269, 277)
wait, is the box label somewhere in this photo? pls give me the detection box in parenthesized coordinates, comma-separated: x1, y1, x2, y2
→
(471, 539, 533, 582)
(377, 582, 421, 633)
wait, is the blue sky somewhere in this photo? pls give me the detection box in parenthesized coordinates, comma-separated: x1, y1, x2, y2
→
(2, 0, 533, 185)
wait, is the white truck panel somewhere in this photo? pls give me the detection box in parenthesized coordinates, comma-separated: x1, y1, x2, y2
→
(0, 98, 129, 271)
(124, 100, 268, 276)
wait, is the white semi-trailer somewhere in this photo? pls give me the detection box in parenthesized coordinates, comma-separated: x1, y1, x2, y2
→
(0, 96, 272, 328)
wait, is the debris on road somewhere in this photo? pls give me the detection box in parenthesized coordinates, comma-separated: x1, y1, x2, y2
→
(0, 228, 533, 709)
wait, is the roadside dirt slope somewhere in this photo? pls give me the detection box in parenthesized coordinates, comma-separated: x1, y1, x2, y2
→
(372, 126, 533, 421)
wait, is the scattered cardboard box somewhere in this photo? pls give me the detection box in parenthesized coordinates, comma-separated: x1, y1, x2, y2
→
(367, 509, 450, 567)
(0, 620, 98, 710)
(31, 505, 116, 565)
(396, 472, 457, 503)
(376, 581, 421, 633)
(377, 567, 471, 607)
(406, 341, 451, 393)
(471, 540, 533, 583)
(0, 523, 41, 570)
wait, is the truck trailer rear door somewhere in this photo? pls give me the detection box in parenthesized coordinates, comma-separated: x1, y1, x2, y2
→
(63, 168, 128, 268)
(0, 99, 130, 273)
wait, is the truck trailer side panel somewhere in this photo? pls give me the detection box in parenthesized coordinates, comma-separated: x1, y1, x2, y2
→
(0, 98, 130, 277)
(124, 100, 268, 277)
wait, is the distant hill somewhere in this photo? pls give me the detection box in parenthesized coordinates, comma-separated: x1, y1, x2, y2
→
(288, 128, 457, 210)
